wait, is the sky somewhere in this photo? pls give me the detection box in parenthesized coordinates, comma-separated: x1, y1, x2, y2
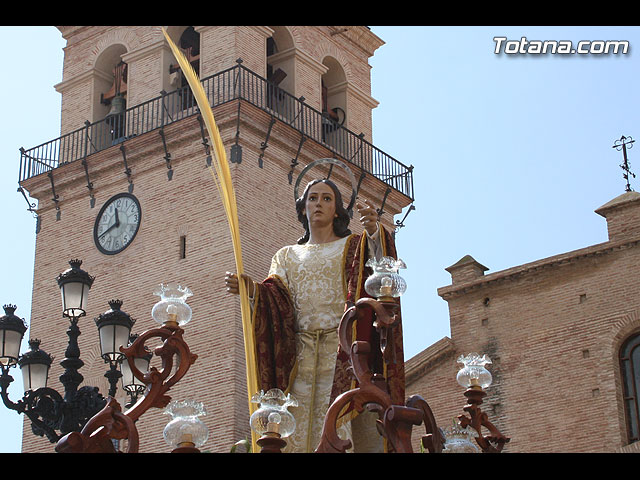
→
(0, 26, 639, 453)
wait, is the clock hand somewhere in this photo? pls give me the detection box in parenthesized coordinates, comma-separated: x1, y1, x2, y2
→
(99, 221, 117, 239)
(99, 210, 121, 239)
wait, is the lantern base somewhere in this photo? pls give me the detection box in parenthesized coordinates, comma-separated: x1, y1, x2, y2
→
(257, 432, 287, 453)
(171, 443, 200, 453)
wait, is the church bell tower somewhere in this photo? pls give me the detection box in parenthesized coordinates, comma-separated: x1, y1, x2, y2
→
(17, 26, 414, 452)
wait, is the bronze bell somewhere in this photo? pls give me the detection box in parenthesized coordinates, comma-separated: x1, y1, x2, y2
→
(106, 94, 126, 119)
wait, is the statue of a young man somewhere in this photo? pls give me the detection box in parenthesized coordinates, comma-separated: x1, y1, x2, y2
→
(225, 179, 405, 452)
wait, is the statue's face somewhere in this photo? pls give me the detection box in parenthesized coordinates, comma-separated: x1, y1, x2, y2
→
(303, 182, 337, 229)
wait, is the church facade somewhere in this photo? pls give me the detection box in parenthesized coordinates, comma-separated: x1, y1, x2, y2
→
(407, 190, 640, 453)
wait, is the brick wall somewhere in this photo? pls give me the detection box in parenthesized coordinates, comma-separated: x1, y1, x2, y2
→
(407, 191, 640, 453)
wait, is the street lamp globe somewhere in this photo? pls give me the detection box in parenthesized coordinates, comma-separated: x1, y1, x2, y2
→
(56, 260, 95, 319)
(94, 300, 135, 363)
(0, 305, 27, 368)
(18, 339, 53, 392)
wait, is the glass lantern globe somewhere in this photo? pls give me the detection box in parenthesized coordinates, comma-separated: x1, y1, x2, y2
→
(442, 420, 480, 453)
(456, 353, 493, 389)
(0, 304, 27, 368)
(18, 339, 53, 392)
(121, 355, 150, 401)
(163, 400, 209, 449)
(56, 260, 94, 319)
(250, 388, 297, 438)
(121, 335, 152, 398)
(151, 283, 193, 327)
(364, 257, 407, 300)
(94, 300, 135, 363)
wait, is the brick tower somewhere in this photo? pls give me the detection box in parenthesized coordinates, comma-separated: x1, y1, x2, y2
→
(17, 26, 413, 452)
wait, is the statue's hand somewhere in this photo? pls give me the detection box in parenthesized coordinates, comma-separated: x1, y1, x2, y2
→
(356, 199, 379, 236)
(225, 272, 254, 297)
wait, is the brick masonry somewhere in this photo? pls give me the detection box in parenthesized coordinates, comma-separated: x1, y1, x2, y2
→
(407, 191, 640, 453)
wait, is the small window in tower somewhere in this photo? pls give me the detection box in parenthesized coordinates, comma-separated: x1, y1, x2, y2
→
(180, 235, 186, 260)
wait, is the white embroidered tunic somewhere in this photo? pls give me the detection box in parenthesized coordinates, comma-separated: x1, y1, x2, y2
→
(268, 236, 352, 452)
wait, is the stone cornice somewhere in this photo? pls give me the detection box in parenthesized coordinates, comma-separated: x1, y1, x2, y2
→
(248, 25, 274, 38)
(54, 67, 112, 93)
(437, 237, 640, 300)
(329, 80, 379, 109)
(56, 26, 86, 39)
(329, 26, 385, 56)
(405, 336, 456, 385)
(269, 46, 329, 76)
(595, 190, 640, 217)
(121, 39, 167, 64)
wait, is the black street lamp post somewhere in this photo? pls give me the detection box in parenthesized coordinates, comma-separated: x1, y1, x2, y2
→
(0, 260, 136, 444)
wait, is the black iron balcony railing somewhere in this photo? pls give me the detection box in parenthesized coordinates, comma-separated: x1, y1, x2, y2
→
(18, 62, 414, 200)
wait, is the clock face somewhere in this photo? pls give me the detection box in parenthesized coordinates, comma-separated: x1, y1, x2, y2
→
(94, 193, 141, 255)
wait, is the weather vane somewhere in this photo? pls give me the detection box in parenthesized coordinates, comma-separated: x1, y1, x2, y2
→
(612, 135, 636, 192)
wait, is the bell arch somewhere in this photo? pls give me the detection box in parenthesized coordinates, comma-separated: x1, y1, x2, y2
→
(94, 44, 128, 123)
(266, 26, 295, 97)
(321, 56, 347, 128)
(164, 26, 201, 92)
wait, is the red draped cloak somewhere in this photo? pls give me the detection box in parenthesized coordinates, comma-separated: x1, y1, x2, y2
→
(250, 226, 405, 422)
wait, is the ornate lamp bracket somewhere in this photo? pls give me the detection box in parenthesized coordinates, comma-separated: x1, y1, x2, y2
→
(55, 323, 197, 453)
(457, 387, 510, 453)
(316, 298, 444, 453)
